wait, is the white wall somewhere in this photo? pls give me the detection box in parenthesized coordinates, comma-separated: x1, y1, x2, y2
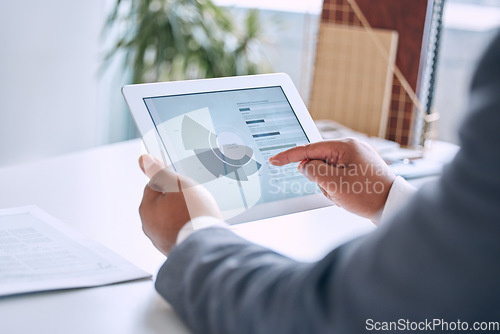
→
(0, 1, 111, 168)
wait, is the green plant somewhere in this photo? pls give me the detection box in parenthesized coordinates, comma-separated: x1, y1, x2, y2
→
(104, 0, 268, 83)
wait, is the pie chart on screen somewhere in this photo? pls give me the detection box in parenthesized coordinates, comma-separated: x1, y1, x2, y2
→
(181, 115, 261, 182)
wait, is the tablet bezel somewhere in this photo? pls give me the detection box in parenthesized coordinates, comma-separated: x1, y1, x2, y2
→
(122, 73, 332, 224)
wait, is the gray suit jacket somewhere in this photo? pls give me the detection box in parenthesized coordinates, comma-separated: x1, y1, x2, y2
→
(155, 32, 500, 333)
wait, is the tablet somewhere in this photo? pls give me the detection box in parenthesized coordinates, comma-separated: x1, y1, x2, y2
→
(122, 73, 332, 224)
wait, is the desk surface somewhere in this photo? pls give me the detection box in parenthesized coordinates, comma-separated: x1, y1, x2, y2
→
(0, 139, 458, 334)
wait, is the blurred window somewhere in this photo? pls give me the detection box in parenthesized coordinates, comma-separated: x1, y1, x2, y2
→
(434, 0, 500, 143)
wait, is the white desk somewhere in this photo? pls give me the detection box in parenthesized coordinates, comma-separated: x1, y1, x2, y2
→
(0, 139, 457, 334)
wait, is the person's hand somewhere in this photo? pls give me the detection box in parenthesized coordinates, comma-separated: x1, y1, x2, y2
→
(138, 154, 221, 255)
(269, 138, 396, 224)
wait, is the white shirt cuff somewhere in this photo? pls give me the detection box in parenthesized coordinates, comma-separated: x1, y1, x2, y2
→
(176, 216, 230, 245)
(380, 176, 417, 225)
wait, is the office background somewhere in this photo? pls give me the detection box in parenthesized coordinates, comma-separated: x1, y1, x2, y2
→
(0, 0, 499, 169)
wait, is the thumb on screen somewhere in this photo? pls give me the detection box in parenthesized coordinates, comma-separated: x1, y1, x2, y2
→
(139, 154, 181, 193)
(139, 154, 165, 178)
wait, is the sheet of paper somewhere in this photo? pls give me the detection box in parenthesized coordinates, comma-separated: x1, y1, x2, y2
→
(0, 206, 151, 297)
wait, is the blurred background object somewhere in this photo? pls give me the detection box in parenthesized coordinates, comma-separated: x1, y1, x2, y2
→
(104, 0, 267, 83)
(309, 0, 440, 147)
(434, 0, 500, 143)
(309, 23, 398, 139)
(0, 0, 499, 168)
(102, 0, 271, 147)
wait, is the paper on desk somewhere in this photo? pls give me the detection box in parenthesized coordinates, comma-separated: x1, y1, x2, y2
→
(0, 206, 151, 297)
(389, 159, 444, 179)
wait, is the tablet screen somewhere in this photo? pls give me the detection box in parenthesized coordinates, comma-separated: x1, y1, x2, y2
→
(143, 86, 320, 220)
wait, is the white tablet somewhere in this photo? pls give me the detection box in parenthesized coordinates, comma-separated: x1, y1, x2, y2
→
(122, 73, 332, 224)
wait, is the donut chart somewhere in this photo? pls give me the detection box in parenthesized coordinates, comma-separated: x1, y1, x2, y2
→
(181, 115, 261, 182)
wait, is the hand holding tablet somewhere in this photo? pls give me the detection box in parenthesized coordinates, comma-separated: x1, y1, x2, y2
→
(123, 74, 332, 224)
(138, 154, 222, 254)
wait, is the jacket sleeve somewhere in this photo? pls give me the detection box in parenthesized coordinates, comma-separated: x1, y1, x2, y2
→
(155, 31, 500, 334)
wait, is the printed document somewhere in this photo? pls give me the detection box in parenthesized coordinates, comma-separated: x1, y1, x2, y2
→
(0, 206, 150, 297)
